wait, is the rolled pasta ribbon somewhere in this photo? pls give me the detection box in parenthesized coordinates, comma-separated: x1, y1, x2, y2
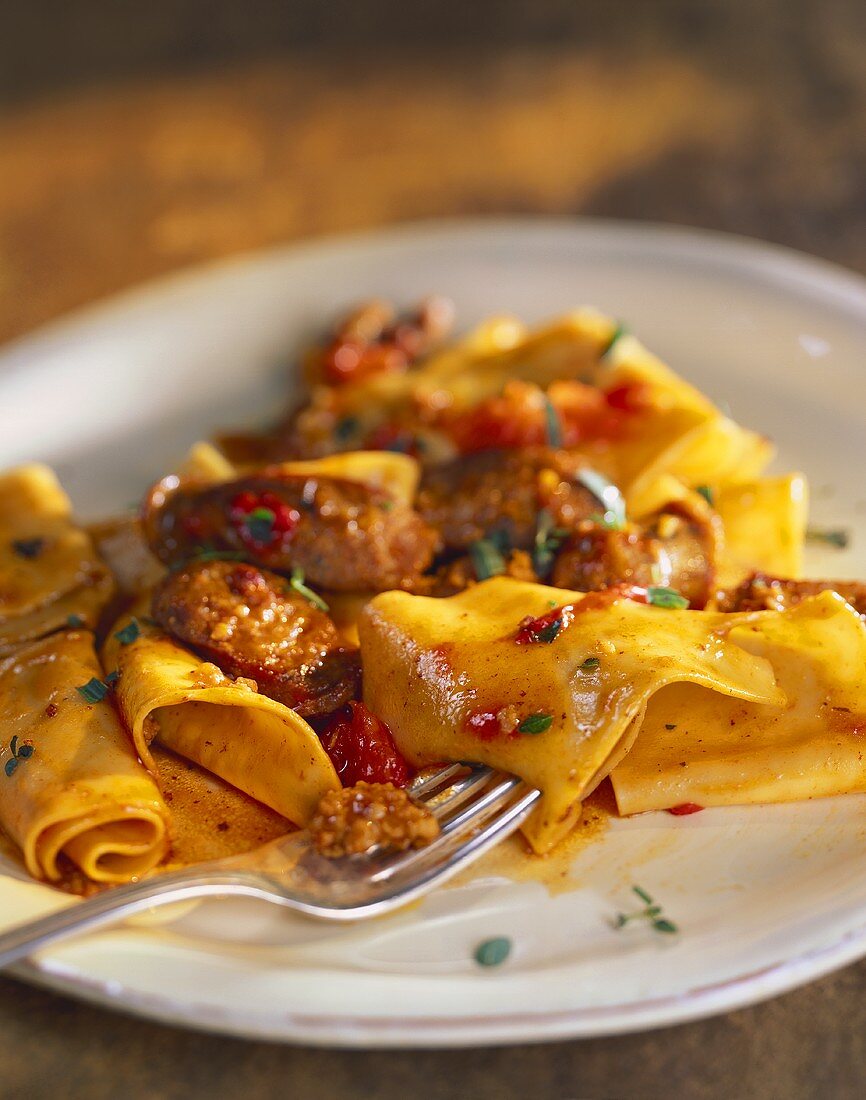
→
(0, 630, 169, 883)
(0, 464, 114, 653)
(104, 609, 340, 826)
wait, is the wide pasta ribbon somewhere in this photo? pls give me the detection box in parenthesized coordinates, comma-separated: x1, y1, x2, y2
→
(0, 630, 169, 883)
(104, 609, 340, 827)
(611, 592, 866, 813)
(0, 465, 114, 653)
(360, 577, 785, 853)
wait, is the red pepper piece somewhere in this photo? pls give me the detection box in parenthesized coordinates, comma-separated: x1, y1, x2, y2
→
(667, 802, 704, 816)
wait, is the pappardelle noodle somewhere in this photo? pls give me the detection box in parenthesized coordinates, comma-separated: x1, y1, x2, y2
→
(1, 299, 863, 890)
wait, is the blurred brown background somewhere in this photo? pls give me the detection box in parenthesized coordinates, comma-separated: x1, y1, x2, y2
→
(2, 2, 866, 1098)
(2, 0, 865, 347)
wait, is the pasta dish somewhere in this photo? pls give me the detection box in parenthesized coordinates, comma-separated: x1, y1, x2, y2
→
(1, 298, 862, 891)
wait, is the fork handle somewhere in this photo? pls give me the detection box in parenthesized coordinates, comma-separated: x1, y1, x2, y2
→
(0, 868, 270, 971)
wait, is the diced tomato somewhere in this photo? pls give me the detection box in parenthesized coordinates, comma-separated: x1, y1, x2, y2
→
(667, 803, 704, 816)
(465, 709, 504, 741)
(514, 605, 576, 644)
(320, 702, 412, 787)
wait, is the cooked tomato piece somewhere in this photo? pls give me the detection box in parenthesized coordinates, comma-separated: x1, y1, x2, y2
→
(320, 702, 413, 787)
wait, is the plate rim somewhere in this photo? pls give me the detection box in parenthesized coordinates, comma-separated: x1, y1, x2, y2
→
(3, 214, 866, 1047)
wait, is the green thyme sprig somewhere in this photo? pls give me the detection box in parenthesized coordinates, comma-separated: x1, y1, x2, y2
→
(533, 509, 569, 576)
(289, 567, 329, 612)
(4, 735, 34, 778)
(614, 885, 678, 934)
(806, 526, 851, 550)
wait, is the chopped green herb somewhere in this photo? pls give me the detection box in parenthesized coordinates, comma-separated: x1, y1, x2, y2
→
(647, 586, 689, 610)
(601, 323, 626, 358)
(335, 415, 360, 441)
(696, 485, 714, 506)
(114, 618, 140, 645)
(474, 936, 512, 967)
(245, 507, 276, 544)
(589, 510, 626, 531)
(12, 537, 46, 559)
(517, 712, 553, 735)
(470, 538, 506, 581)
(806, 526, 850, 550)
(532, 509, 569, 576)
(579, 656, 601, 673)
(577, 470, 627, 530)
(536, 618, 563, 644)
(543, 395, 563, 448)
(76, 677, 110, 703)
(188, 547, 248, 564)
(66, 614, 85, 628)
(289, 567, 329, 612)
(613, 885, 679, 935)
(105, 671, 120, 686)
(5, 735, 35, 777)
(665, 723, 677, 731)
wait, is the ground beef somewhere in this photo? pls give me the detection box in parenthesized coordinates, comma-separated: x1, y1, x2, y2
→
(151, 560, 360, 717)
(551, 503, 719, 609)
(310, 782, 440, 858)
(416, 447, 599, 551)
(142, 469, 439, 591)
(719, 573, 866, 616)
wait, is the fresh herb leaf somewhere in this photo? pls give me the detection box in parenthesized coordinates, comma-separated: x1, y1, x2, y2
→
(537, 618, 563, 644)
(66, 614, 85, 628)
(114, 618, 140, 645)
(289, 567, 330, 612)
(517, 712, 553, 735)
(577, 469, 627, 530)
(5, 735, 35, 776)
(76, 677, 110, 703)
(696, 485, 714, 506)
(11, 537, 46, 559)
(188, 547, 248, 564)
(806, 526, 850, 549)
(470, 538, 506, 581)
(245, 507, 276, 544)
(601, 323, 626, 358)
(613, 884, 678, 935)
(647, 586, 689, 610)
(579, 656, 601, 673)
(105, 671, 120, 686)
(543, 395, 563, 448)
(335, 415, 360, 441)
(589, 510, 626, 531)
(474, 936, 512, 967)
(532, 509, 569, 576)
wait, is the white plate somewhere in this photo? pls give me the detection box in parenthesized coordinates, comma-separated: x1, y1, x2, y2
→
(2, 218, 866, 1047)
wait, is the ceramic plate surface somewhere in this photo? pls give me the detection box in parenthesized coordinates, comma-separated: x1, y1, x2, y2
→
(2, 219, 866, 1047)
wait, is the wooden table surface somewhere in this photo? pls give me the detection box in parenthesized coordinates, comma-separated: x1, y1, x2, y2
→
(1, 3, 866, 1096)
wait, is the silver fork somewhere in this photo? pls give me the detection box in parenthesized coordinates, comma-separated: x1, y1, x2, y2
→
(0, 764, 540, 969)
